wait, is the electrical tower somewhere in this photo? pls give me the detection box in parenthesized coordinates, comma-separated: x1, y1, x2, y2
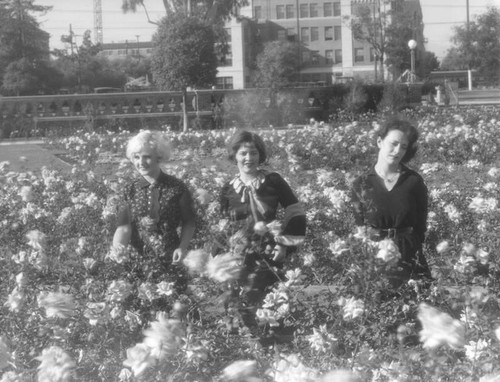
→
(93, 0, 103, 44)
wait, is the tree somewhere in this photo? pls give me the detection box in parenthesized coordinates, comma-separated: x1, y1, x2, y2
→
(346, 0, 391, 82)
(52, 30, 126, 92)
(115, 56, 152, 80)
(151, 13, 217, 131)
(385, 33, 439, 81)
(2, 57, 62, 96)
(384, 8, 419, 79)
(417, 51, 439, 80)
(347, 0, 430, 82)
(449, 6, 500, 84)
(441, 47, 468, 70)
(120, 0, 247, 68)
(252, 41, 300, 90)
(0, 0, 54, 94)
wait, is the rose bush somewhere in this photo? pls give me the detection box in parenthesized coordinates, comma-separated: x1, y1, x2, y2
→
(0, 106, 499, 381)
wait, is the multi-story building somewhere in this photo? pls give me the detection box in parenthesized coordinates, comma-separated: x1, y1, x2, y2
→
(96, 0, 423, 90)
(99, 41, 153, 60)
(217, 0, 423, 89)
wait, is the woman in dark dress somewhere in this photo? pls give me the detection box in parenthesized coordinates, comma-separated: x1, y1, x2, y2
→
(350, 118, 431, 287)
(113, 130, 196, 294)
(219, 130, 306, 328)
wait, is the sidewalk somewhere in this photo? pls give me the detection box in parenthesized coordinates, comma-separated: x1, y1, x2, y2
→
(0, 138, 45, 146)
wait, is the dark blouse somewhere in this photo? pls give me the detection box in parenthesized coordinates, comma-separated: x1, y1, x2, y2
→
(117, 171, 195, 258)
(350, 165, 428, 243)
(220, 171, 306, 246)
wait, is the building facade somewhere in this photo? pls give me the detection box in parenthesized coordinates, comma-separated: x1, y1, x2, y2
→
(99, 41, 153, 60)
(96, 0, 423, 90)
(218, 0, 423, 89)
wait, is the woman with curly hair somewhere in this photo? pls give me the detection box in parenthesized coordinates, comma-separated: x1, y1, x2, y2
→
(113, 130, 196, 294)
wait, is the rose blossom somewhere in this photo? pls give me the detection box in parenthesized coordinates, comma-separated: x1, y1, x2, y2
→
(36, 346, 75, 382)
(122, 343, 156, 377)
(37, 292, 76, 319)
(417, 303, 465, 350)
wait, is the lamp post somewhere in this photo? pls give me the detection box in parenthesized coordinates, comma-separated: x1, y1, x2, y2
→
(136, 35, 140, 61)
(408, 39, 417, 83)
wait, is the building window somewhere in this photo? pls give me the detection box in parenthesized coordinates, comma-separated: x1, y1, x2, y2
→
(217, 28, 232, 66)
(333, 2, 341, 16)
(302, 51, 310, 65)
(311, 51, 320, 65)
(335, 49, 342, 63)
(216, 77, 233, 89)
(311, 73, 322, 82)
(324, 2, 332, 17)
(334, 25, 342, 40)
(287, 28, 296, 41)
(325, 50, 333, 64)
(302, 73, 311, 82)
(301, 27, 309, 43)
(311, 27, 319, 41)
(277, 30, 286, 41)
(310, 3, 318, 17)
(254, 6, 262, 19)
(354, 48, 364, 62)
(300, 3, 308, 18)
(325, 26, 333, 40)
(218, 45, 233, 66)
(276, 5, 285, 19)
(286, 4, 294, 18)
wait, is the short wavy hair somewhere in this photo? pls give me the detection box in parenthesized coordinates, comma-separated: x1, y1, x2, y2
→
(227, 130, 267, 164)
(377, 118, 419, 163)
(126, 130, 172, 162)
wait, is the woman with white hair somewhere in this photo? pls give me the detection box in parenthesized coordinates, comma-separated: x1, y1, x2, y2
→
(113, 130, 196, 293)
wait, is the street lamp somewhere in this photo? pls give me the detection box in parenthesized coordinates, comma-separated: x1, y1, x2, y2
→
(136, 35, 141, 61)
(408, 39, 417, 83)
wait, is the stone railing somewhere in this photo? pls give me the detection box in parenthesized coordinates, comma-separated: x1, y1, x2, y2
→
(0, 89, 231, 122)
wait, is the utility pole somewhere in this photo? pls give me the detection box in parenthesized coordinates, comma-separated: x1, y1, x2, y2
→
(466, 0, 472, 90)
(93, 0, 103, 44)
(69, 24, 75, 56)
(136, 35, 141, 61)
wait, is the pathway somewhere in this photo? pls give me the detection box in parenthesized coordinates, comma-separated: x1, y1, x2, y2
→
(0, 140, 70, 173)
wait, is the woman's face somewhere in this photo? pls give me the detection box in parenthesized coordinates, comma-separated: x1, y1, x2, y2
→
(131, 145, 161, 179)
(235, 142, 260, 177)
(377, 129, 409, 165)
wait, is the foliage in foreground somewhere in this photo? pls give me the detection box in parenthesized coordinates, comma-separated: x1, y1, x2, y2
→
(0, 106, 500, 381)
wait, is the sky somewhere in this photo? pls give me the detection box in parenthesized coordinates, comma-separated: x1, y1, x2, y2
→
(420, 0, 500, 59)
(36, 0, 164, 47)
(35, 0, 500, 60)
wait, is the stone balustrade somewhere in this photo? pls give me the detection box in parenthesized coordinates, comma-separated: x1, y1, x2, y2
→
(0, 89, 231, 122)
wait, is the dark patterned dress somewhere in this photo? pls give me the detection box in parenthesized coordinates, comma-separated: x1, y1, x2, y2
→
(219, 170, 306, 326)
(351, 164, 431, 286)
(117, 171, 195, 293)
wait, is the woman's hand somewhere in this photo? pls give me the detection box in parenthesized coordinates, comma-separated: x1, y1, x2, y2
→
(172, 247, 187, 264)
(272, 244, 287, 262)
(113, 224, 131, 247)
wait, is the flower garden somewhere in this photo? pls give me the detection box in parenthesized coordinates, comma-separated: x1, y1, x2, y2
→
(1, 105, 500, 382)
